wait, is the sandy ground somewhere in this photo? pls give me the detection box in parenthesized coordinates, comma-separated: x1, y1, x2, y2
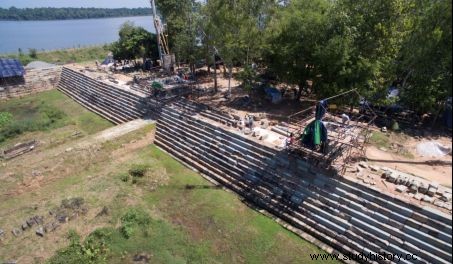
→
(366, 134, 452, 187)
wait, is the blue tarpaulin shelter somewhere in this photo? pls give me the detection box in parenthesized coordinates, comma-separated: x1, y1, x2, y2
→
(264, 87, 282, 104)
(0, 59, 25, 78)
(101, 55, 114, 65)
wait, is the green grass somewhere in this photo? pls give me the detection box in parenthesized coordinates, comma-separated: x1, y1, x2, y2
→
(46, 143, 340, 263)
(369, 130, 415, 159)
(369, 131, 391, 149)
(0, 97, 338, 264)
(0, 89, 113, 146)
(1, 45, 110, 65)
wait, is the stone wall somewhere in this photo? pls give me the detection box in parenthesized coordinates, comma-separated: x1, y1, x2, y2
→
(57, 67, 160, 124)
(155, 100, 452, 264)
(0, 67, 62, 100)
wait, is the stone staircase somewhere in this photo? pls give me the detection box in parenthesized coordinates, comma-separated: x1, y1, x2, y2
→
(57, 67, 159, 124)
(155, 100, 452, 264)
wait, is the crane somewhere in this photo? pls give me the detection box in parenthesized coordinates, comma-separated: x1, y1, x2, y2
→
(150, 0, 173, 71)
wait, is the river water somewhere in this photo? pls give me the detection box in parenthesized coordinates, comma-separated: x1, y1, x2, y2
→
(0, 16, 155, 54)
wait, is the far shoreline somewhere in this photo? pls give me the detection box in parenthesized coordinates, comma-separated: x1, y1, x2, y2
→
(0, 14, 152, 22)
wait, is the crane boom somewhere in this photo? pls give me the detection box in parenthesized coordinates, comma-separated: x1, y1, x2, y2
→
(150, 0, 171, 64)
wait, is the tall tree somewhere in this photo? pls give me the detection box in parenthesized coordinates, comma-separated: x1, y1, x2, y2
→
(203, 0, 273, 96)
(111, 22, 158, 63)
(264, 0, 331, 100)
(265, 0, 413, 100)
(397, 0, 452, 113)
(155, 0, 201, 70)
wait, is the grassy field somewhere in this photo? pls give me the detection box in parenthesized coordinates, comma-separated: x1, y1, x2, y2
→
(1, 45, 110, 65)
(0, 92, 339, 264)
(0, 89, 113, 147)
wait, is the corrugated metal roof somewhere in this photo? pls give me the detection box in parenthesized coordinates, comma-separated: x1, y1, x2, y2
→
(0, 59, 25, 78)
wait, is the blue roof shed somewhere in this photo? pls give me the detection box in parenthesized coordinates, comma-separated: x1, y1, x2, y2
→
(0, 59, 25, 78)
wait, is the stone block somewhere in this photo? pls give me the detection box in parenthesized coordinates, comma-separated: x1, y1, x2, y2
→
(36, 227, 45, 237)
(44, 222, 60, 233)
(422, 195, 433, 203)
(413, 193, 424, 200)
(440, 193, 452, 202)
(386, 172, 398, 183)
(396, 185, 407, 193)
(11, 228, 21, 237)
(418, 183, 428, 194)
(34, 216, 44, 225)
(21, 222, 29, 231)
(290, 195, 304, 205)
(429, 182, 440, 189)
(427, 187, 437, 197)
(409, 180, 419, 193)
(433, 200, 445, 208)
(272, 187, 283, 197)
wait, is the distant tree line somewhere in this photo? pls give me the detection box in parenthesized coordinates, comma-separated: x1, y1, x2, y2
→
(0, 7, 151, 21)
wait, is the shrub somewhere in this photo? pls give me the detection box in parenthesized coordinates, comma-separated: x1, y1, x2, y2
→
(119, 173, 129, 182)
(67, 229, 81, 244)
(0, 104, 67, 143)
(39, 104, 67, 127)
(120, 208, 151, 239)
(48, 229, 108, 264)
(29, 48, 38, 58)
(0, 112, 13, 127)
(128, 164, 149, 178)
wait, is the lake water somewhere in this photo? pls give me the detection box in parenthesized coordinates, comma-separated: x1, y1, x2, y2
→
(0, 16, 155, 54)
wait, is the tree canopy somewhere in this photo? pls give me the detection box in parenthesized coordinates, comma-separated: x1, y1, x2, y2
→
(110, 22, 158, 62)
(154, 0, 451, 113)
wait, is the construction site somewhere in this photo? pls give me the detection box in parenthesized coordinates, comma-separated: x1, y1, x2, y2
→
(1, 1, 452, 264)
(0, 55, 451, 263)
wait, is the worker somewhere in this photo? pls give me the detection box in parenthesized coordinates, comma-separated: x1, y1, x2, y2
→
(285, 133, 295, 149)
(246, 114, 254, 128)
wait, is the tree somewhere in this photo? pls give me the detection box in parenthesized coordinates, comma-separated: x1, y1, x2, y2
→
(203, 0, 273, 96)
(110, 22, 158, 63)
(265, 0, 414, 101)
(264, 0, 331, 100)
(153, 0, 207, 78)
(323, 0, 413, 99)
(397, 0, 452, 113)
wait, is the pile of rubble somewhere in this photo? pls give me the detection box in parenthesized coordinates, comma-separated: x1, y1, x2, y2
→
(355, 162, 452, 211)
(384, 169, 452, 210)
(0, 197, 88, 241)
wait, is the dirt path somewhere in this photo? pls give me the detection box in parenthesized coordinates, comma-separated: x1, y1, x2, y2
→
(91, 119, 153, 143)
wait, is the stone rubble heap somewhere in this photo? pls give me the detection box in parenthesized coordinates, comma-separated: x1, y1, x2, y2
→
(381, 167, 452, 211)
(1, 197, 88, 241)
